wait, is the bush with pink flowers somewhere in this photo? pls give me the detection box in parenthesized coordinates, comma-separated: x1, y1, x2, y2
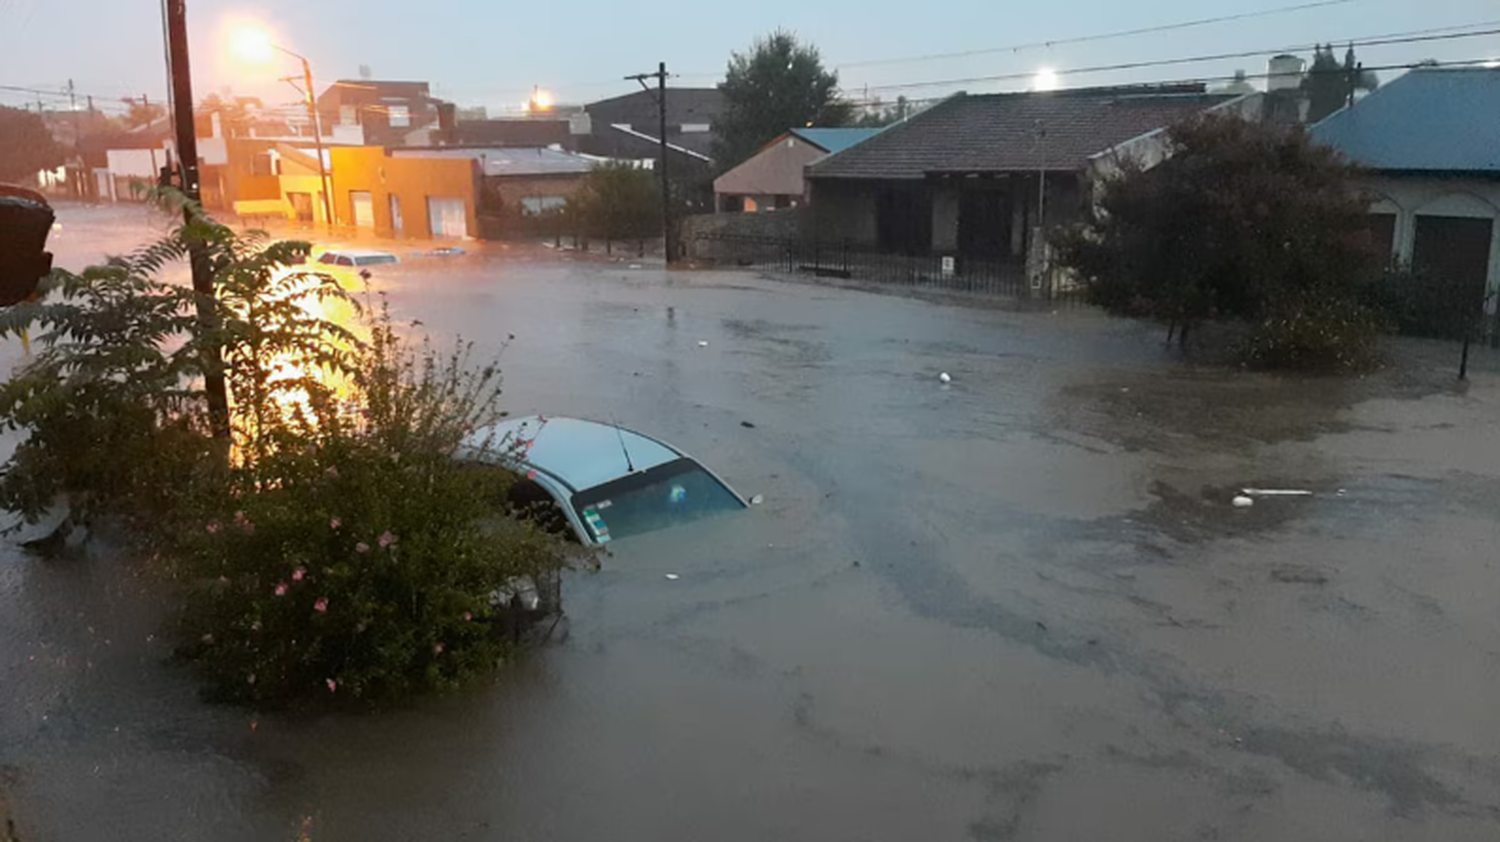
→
(0, 196, 563, 708)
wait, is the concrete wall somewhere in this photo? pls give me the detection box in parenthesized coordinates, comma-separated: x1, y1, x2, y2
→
(805, 180, 879, 245)
(680, 209, 802, 260)
(1359, 174, 1500, 296)
(330, 147, 480, 239)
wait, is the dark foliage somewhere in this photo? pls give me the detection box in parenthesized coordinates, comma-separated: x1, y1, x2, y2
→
(713, 31, 854, 170)
(1054, 115, 1385, 367)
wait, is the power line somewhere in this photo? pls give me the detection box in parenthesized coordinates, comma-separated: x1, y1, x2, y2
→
(837, 0, 1360, 70)
(837, 55, 1498, 107)
(857, 25, 1500, 94)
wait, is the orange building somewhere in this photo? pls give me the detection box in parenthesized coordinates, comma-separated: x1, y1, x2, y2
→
(328, 146, 480, 240)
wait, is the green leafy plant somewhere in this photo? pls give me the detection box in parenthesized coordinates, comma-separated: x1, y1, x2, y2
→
(1240, 291, 1384, 372)
(0, 195, 563, 708)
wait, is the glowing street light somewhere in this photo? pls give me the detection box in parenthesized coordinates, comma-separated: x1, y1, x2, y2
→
(231, 24, 335, 229)
(526, 86, 555, 113)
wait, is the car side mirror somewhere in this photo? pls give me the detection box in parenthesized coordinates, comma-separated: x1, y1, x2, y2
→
(0, 187, 54, 307)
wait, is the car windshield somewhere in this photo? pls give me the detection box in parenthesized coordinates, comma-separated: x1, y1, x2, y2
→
(570, 457, 743, 543)
(355, 254, 398, 266)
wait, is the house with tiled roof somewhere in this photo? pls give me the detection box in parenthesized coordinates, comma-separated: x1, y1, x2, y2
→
(1311, 67, 1500, 308)
(714, 127, 883, 213)
(804, 85, 1254, 273)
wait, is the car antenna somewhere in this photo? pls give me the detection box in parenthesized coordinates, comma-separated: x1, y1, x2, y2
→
(611, 416, 636, 473)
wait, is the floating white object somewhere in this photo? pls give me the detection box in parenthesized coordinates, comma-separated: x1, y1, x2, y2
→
(939, 372, 952, 384)
(1232, 495, 1254, 508)
(697, 340, 709, 347)
(749, 494, 764, 505)
(664, 573, 680, 581)
(1242, 488, 1313, 497)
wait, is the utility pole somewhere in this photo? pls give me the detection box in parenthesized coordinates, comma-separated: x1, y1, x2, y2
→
(625, 62, 674, 263)
(66, 79, 76, 111)
(164, 0, 231, 439)
(296, 57, 335, 228)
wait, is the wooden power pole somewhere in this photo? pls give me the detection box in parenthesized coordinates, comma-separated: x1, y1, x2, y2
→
(164, 0, 231, 438)
(625, 62, 674, 263)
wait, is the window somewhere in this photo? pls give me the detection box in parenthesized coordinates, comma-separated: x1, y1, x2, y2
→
(250, 152, 273, 177)
(521, 195, 567, 216)
(571, 459, 743, 542)
(387, 105, 410, 128)
(339, 105, 357, 125)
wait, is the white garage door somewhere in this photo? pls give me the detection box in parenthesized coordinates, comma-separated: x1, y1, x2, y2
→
(427, 197, 468, 239)
(351, 191, 375, 228)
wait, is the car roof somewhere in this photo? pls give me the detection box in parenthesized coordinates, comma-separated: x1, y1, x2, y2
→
(466, 416, 682, 492)
(321, 249, 397, 259)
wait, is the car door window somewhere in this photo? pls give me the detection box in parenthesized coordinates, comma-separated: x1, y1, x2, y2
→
(507, 478, 578, 542)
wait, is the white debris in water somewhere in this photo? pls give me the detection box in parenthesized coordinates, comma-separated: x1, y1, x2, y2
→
(664, 573, 680, 581)
(749, 494, 764, 505)
(1232, 495, 1254, 508)
(1242, 488, 1313, 497)
(698, 340, 709, 347)
(939, 372, 952, 384)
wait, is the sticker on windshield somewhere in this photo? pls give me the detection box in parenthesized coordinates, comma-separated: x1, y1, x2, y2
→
(582, 507, 611, 543)
(595, 499, 613, 510)
(668, 484, 687, 504)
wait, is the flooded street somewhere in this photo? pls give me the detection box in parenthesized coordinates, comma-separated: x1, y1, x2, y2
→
(2, 206, 1498, 840)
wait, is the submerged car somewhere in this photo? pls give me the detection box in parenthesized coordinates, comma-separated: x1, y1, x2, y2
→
(461, 416, 747, 546)
(315, 249, 400, 268)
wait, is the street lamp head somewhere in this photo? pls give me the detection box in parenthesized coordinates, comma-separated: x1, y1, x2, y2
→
(230, 26, 278, 66)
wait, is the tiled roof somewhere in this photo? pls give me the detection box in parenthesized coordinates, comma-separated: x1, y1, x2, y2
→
(789, 127, 883, 154)
(809, 88, 1240, 179)
(1310, 68, 1500, 173)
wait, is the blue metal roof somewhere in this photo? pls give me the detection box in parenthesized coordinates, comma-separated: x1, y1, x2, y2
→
(789, 127, 883, 154)
(1311, 68, 1500, 173)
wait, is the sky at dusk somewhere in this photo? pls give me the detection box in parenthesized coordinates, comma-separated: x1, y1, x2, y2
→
(2, 0, 1497, 118)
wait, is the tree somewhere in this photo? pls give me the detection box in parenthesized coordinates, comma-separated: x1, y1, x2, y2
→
(567, 161, 661, 245)
(713, 30, 854, 169)
(0, 106, 66, 184)
(1303, 44, 1379, 124)
(1053, 115, 1383, 365)
(121, 97, 166, 130)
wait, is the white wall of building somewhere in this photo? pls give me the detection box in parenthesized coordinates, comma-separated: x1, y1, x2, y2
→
(1360, 174, 1500, 296)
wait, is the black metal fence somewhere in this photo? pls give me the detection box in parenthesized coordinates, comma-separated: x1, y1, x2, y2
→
(688, 233, 1090, 307)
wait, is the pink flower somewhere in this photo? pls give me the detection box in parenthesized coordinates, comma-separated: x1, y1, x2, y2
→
(329, 518, 342, 530)
(325, 466, 339, 479)
(378, 531, 397, 549)
(206, 521, 221, 535)
(313, 597, 329, 613)
(247, 673, 256, 685)
(462, 612, 472, 622)
(292, 567, 306, 582)
(526, 469, 538, 480)
(433, 643, 444, 655)
(274, 582, 288, 597)
(326, 678, 337, 693)
(355, 542, 370, 554)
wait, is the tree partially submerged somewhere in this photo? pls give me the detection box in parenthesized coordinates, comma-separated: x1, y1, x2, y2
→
(1054, 116, 1385, 369)
(567, 160, 661, 246)
(713, 30, 853, 169)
